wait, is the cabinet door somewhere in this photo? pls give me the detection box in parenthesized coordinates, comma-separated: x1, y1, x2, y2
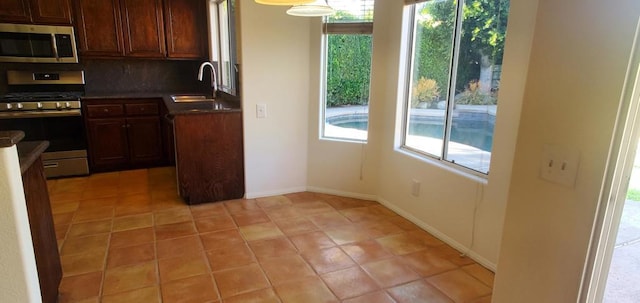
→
(73, 0, 124, 56)
(0, 0, 32, 23)
(164, 0, 207, 59)
(127, 116, 164, 166)
(87, 117, 129, 170)
(29, 0, 72, 24)
(120, 0, 166, 58)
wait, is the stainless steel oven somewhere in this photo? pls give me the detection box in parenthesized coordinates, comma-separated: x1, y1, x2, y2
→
(0, 70, 89, 178)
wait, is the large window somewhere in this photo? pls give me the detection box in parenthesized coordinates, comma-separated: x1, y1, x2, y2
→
(321, 0, 374, 142)
(402, 0, 509, 174)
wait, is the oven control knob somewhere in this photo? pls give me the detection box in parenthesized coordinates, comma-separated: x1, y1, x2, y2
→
(16, 103, 23, 110)
(55, 102, 62, 110)
(65, 102, 71, 109)
(37, 102, 43, 110)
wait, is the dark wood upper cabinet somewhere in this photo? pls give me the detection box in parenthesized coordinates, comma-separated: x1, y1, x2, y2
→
(0, 0, 72, 24)
(164, 0, 207, 59)
(73, 0, 206, 59)
(29, 0, 72, 24)
(0, 0, 32, 23)
(73, 0, 125, 57)
(120, 0, 166, 58)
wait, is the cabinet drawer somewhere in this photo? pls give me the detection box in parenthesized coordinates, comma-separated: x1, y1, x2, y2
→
(125, 103, 159, 116)
(86, 104, 124, 118)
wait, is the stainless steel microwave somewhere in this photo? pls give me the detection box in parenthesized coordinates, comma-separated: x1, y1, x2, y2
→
(0, 23, 78, 63)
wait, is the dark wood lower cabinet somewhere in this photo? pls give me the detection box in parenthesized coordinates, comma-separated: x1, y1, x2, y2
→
(86, 117, 129, 170)
(126, 116, 164, 165)
(22, 156, 62, 303)
(173, 112, 244, 204)
(84, 99, 166, 172)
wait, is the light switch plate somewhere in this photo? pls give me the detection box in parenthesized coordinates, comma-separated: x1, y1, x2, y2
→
(256, 104, 267, 118)
(539, 144, 580, 188)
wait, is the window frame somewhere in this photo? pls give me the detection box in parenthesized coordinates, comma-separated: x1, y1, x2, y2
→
(400, 0, 496, 177)
(320, 14, 374, 143)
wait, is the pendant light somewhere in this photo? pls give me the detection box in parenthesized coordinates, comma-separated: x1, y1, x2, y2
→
(286, 0, 335, 17)
(255, 0, 314, 5)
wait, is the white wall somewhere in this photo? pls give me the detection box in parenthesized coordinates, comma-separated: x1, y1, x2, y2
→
(493, 0, 640, 301)
(0, 145, 42, 303)
(239, 0, 311, 198)
(306, 19, 380, 199)
(346, 0, 537, 269)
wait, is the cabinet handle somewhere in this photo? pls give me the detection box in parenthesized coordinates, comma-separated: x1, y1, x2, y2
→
(104, 109, 109, 112)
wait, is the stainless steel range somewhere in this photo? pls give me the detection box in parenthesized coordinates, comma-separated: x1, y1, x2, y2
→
(0, 70, 89, 178)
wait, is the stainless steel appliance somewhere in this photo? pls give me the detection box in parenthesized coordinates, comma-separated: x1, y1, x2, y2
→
(0, 23, 78, 63)
(0, 70, 89, 178)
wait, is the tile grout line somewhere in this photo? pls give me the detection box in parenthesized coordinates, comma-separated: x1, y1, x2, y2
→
(189, 204, 222, 302)
(151, 185, 163, 303)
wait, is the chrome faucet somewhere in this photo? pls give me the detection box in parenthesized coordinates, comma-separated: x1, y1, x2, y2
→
(197, 61, 218, 98)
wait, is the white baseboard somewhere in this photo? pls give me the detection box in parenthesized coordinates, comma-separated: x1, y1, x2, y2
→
(245, 186, 307, 199)
(306, 186, 377, 201)
(377, 197, 497, 272)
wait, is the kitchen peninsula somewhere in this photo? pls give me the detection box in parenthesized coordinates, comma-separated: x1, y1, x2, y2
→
(0, 131, 61, 303)
(163, 96, 244, 204)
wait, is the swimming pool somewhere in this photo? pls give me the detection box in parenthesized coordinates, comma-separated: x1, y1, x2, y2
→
(326, 112, 495, 152)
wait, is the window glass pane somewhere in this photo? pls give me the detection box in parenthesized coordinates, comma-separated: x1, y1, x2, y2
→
(324, 34, 372, 141)
(402, 0, 509, 175)
(327, 0, 374, 22)
(446, 0, 509, 173)
(405, 0, 456, 156)
(218, 1, 232, 90)
(322, 0, 374, 142)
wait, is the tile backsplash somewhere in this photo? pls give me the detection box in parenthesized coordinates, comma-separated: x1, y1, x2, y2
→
(83, 59, 210, 95)
(0, 59, 212, 95)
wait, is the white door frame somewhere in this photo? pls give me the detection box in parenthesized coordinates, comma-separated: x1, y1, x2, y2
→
(579, 17, 640, 303)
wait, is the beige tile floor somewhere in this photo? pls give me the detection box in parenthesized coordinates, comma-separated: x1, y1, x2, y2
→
(48, 167, 494, 303)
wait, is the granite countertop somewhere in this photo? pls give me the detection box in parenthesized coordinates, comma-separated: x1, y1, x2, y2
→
(162, 95, 241, 115)
(82, 92, 241, 115)
(0, 131, 25, 148)
(82, 92, 201, 100)
(17, 141, 49, 174)
(0, 131, 49, 173)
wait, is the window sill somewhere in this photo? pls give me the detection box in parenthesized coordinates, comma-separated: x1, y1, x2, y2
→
(396, 146, 489, 184)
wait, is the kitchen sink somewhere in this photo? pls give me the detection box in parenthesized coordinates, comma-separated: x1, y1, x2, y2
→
(171, 94, 211, 102)
(169, 94, 235, 111)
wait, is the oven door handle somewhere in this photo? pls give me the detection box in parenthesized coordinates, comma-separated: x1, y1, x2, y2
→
(43, 162, 59, 169)
(0, 109, 81, 119)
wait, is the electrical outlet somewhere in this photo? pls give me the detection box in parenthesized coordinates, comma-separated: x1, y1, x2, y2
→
(256, 104, 267, 118)
(411, 179, 421, 197)
(539, 144, 580, 188)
